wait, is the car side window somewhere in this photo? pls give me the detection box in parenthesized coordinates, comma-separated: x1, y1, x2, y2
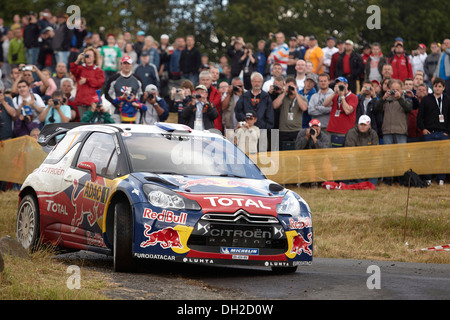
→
(76, 132, 118, 177)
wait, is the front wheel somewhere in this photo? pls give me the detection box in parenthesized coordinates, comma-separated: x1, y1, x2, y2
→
(113, 201, 134, 272)
(16, 194, 40, 251)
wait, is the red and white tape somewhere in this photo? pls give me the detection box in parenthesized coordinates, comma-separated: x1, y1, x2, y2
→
(416, 244, 450, 251)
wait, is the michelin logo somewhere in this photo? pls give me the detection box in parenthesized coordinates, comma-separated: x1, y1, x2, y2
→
(221, 247, 259, 255)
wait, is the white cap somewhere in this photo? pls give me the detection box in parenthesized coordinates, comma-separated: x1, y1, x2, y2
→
(358, 115, 371, 124)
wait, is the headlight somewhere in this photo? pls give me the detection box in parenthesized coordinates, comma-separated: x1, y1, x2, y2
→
(276, 191, 301, 217)
(143, 184, 201, 210)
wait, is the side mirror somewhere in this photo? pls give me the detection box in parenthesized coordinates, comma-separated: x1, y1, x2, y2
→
(78, 161, 97, 181)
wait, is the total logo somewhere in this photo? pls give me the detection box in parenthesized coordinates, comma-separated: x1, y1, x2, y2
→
(143, 208, 187, 225)
(203, 196, 272, 210)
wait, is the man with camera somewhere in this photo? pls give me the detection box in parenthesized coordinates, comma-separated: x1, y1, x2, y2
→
(295, 118, 331, 150)
(38, 90, 71, 125)
(323, 76, 358, 147)
(221, 77, 244, 133)
(180, 84, 218, 131)
(80, 101, 115, 124)
(11, 64, 49, 98)
(139, 84, 169, 125)
(273, 76, 308, 149)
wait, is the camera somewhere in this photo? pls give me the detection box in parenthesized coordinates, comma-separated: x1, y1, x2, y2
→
(53, 99, 60, 106)
(233, 86, 240, 93)
(239, 121, 246, 127)
(21, 65, 33, 71)
(273, 85, 281, 91)
(389, 90, 396, 95)
(310, 128, 316, 136)
(288, 86, 295, 93)
(338, 85, 345, 92)
(365, 86, 371, 91)
(194, 94, 202, 99)
(147, 93, 154, 100)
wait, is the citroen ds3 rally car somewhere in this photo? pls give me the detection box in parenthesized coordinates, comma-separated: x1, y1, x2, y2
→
(16, 123, 313, 272)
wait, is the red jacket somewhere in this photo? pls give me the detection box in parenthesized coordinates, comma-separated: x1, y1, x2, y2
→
(70, 62, 105, 106)
(389, 54, 413, 82)
(208, 85, 223, 132)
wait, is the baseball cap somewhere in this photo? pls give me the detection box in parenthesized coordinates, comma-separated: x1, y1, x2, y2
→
(371, 79, 381, 86)
(121, 56, 133, 64)
(309, 119, 321, 127)
(358, 115, 371, 125)
(305, 74, 317, 84)
(195, 84, 208, 91)
(418, 43, 426, 49)
(137, 30, 145, 36)
(394, 37, 404, 43)
(335, 76, 348, 84)
(345, 39, 354, 46)
(145, 84, 158, 93)
(245, 111, 256, 119)
(160, 34, 169, 40)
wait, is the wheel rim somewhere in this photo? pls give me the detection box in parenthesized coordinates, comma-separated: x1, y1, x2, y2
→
(16, 200, 36, 249)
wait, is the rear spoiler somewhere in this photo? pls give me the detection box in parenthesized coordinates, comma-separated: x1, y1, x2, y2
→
(37, 123, 92, 150)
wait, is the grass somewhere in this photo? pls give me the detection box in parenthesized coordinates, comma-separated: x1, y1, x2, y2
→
(1, 183, 449, 299)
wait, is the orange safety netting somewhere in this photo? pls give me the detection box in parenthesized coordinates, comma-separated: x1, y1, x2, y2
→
(0, 136, 47, 184)
(250, 140, 450, 184)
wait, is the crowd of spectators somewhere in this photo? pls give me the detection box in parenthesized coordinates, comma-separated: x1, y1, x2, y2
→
(0, 10, 449, 188)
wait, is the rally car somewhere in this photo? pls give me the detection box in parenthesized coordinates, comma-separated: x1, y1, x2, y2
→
(16, 123, 313, 272)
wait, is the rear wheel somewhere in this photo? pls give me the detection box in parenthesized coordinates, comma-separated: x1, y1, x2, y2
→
(113, 201, 134, 272)
(16, 194, 40, 251)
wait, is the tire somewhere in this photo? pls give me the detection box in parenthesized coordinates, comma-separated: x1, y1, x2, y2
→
(113, 201, 134, 272)
(16, 194, 40, 251)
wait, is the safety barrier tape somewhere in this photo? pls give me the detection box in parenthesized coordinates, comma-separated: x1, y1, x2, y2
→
(415, 244, 450, 251)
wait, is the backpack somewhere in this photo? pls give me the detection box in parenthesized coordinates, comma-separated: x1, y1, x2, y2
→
(398, 169, 427, 188)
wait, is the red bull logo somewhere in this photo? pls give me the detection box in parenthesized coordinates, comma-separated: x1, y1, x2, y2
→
(140, 224, 183, 249)
(291, 232, 312, 256)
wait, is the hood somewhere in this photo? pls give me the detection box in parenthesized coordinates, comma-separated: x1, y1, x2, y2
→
(131, 172, 285, 197)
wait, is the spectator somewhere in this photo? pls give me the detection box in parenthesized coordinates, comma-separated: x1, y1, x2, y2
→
(295, 118, 331, 150)
(433, 38, 450, 90)
(158, 34, 171, 98)
(81, 101, 115, 124)
(345, 115, 379, 147)
(99, 33, 122, 81)
(240, 43, 258, 90)
(262, 63, 284, 92)
(381, 63, 393, 80)
(36, 26, 54, 72)
(294, 59, 306, 91)
(375, 79, 412, 145)
(287, 36, 302, 76)
(69, 17, 88, 65)
(70, 47, 105, 118)
(410, 43, 427, 76)
(227, 36, 245, 78)
(356, 80, 378, 132)
(267, 32, 289, 75)
(407, 83, 427, 142)
(169, 36, 185, 81)
(113, 87, 145, 123)
(38, 90, 71, 125)
(12, 64, 49, 97)
(52, 62, 69, 89)
(52, 13, 73, 67)
(0, 89, 17, 140)
(308, 73, 334, 132)
(180, 35, 201, 85)
(123, 42, 138, 68)
(8, 28, 26, 65)
(60, 77, 80, 122)
(298, 74, 317, 128)
(221, 77, 244, 133)
(37, 9, 52, 31)
(198, 70, 222, 132)
(168, 79, 193, 124)
(134, 51, 160, 90)
(322, 37, 339, 75)
(210, 66, 220, 88)
(141, 36, 160, 70)
(234, 111, 260, 154)
(335, 40, 364, 93)
(304, 35, 324, 75)
(364, 42, 387, 83)
(256, 40, 267, 76)
(273, 76, 308, 149)
(389, 42, 413, 82)
(329, 40, 345, 80)
(105, 55, 143, 122)
(12, 80, 45, 136)
(133, 30, 145, 61)
(344, 115, 379, 185)
(180, 84, 218, 131)
(423, 42, 441, 85)
(417, 78, 449, 185)
(323, 76, 358, 147)
(235, 72, 274, 133)
(139, 84, 169, 125)
(23, 12, 40, 66)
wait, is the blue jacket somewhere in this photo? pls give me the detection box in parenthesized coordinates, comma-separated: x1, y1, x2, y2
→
(235, 90, 274, 129)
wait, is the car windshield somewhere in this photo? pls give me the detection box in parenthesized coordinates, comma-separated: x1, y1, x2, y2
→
(122, 132, 265, 179)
